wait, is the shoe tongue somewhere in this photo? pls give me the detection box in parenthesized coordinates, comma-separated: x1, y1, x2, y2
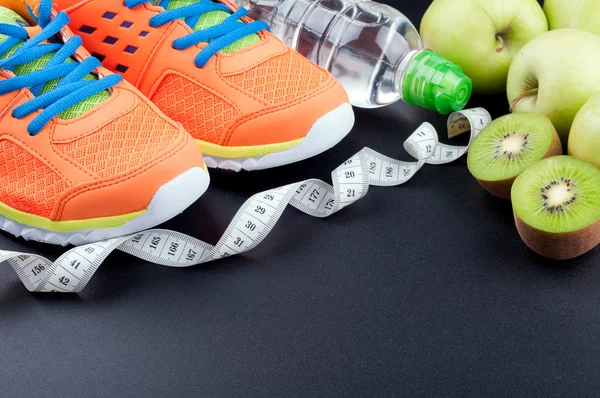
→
(0, 6, 29, 27)
(0, 6, 109, 119)
(161, 0, 260, 53)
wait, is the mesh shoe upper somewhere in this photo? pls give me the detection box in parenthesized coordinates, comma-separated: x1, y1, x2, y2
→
(223, 49, 329, 106)
(150, 73, 240, 145)
(0, 139, 70, 217)
(55, 99, 180, 178)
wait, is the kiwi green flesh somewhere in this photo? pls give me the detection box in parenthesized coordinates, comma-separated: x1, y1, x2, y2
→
(467, 113, 555, 182)
(512, 156, 600, 234)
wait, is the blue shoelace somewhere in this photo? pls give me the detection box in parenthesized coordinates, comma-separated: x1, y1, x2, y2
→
(123, 0, 269, 68)
(0, 0, 121, 136)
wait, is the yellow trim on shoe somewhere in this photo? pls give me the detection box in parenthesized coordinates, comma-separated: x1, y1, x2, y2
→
(196, 138, 303, 159)
(0, 201, 146, 233)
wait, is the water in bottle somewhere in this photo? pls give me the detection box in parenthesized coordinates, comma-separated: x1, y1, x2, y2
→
(236, 0, 472, 113)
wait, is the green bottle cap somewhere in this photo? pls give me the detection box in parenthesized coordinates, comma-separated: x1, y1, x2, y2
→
(401, 50, 472, 115)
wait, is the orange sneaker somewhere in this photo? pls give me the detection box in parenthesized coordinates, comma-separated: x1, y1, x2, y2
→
(51, 0, 355, 171)
(0, 2, 209, 245)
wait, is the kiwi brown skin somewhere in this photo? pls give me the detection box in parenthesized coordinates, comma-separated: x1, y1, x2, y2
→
(514, 214, 600, 260)
(474, 126, 563, 200)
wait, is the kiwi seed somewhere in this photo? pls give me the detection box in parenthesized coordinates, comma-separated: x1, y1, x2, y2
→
(539, 178, 576, 213)
(495, 132, 529, 160)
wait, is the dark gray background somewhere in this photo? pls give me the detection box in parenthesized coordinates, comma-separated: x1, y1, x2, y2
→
(3, 0, 600, 396)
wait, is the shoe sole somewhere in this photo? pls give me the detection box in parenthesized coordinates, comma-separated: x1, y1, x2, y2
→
(202, 103, 355, 171)
(0, 167, 210, 246)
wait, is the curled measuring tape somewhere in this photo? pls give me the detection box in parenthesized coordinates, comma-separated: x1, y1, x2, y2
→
(0, 108, 491, 293)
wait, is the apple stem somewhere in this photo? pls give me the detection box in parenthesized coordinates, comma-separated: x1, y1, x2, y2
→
(495, 35, 505, 53)
(510, 89, 539, 113)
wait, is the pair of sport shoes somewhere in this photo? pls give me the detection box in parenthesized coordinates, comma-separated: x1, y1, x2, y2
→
(0, 0, 354, 245)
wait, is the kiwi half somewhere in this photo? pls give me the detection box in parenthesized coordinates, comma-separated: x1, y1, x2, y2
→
(467, 113, 562, 200)
(512, 156, 600, 260)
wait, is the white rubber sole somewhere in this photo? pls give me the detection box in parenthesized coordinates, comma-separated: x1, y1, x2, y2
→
(203, 103, 355, 172)
(0, 167, 210, 246)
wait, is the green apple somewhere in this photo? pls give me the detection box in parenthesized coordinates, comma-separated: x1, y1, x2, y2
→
(568, 94, 600, 167)
(507, 29, 600, 142)
(544, 0, 600, 36)
(420, 0, 547, 94)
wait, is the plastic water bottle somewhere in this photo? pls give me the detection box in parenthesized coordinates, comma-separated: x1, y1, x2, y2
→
(237, 0, 472, 113)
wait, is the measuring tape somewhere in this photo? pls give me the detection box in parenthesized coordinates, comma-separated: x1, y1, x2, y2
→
(0, 108, 491, 293)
